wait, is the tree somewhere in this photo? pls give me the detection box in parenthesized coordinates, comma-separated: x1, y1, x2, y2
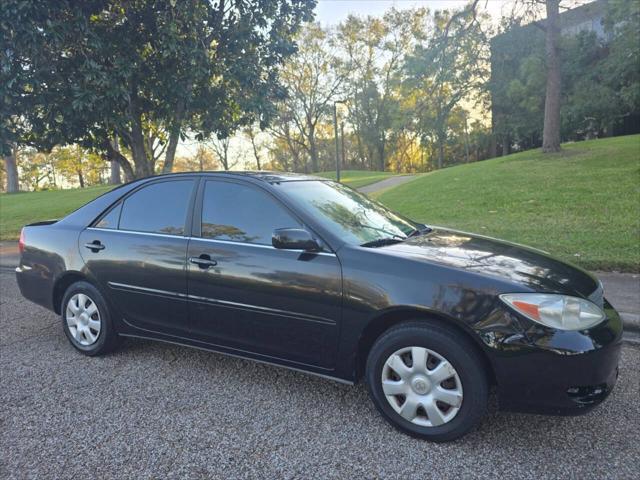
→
(337, 8, 428, 171)
(274, 23, 344, 172)
(542, 0, 561, 152)
(1, 0, 315, 179)
(244, 125, 266, 170)
(405, 1, 489, 168)
(205, 137, 236, 171)
(52, 146, 106, 188)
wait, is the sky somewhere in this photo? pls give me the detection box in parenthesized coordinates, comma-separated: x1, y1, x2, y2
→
(315, 0, 515, 26)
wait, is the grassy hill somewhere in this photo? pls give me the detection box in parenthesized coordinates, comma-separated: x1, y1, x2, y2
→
(0, 170, 391, 240)
(376, 135, 640, 272)
(0, 185, 113, 240)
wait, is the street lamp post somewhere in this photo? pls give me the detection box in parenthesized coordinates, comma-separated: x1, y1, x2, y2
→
(333, 100, 347, 182)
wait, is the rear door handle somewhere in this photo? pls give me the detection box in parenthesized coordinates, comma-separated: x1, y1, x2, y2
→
(84, 241, 105, 252)
(189, 255, 217, 269)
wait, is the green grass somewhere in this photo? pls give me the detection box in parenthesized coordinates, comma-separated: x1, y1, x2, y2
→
(376, 135, 640, 272)
(0, 185, 113, 240)
(317, 170, 394, 189)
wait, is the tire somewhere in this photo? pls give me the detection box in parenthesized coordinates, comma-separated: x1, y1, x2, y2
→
(365, 321, 488, 442)
(61, 281, 120, 356)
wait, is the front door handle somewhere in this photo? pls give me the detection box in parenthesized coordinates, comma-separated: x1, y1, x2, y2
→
(84, 241, 105, 252)
(189, 255, 217, 269)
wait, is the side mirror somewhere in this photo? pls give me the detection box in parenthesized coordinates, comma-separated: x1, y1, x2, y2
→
(272, 228, 321, 252)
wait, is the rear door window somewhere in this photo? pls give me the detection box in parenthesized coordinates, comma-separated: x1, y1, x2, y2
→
(119, 180, 195, 235)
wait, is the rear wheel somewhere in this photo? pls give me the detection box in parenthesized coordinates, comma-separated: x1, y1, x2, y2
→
(61, 281, 120, 355)
(366, 321, 488, 442)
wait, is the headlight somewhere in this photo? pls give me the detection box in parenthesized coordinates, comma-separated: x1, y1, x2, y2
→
(499, 293, 606, 331)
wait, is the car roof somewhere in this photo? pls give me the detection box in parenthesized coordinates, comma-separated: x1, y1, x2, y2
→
(141, 170, 326, 184)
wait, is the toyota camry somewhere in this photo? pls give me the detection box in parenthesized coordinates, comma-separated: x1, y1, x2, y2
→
(15, 172, 622, 441)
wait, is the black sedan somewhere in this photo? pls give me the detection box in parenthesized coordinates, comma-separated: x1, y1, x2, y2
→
(15, 172, 622, 441)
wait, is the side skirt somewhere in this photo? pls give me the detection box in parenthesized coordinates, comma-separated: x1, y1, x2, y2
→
(118, 332, 355, 386)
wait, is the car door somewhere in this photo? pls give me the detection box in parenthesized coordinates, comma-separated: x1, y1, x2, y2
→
(186, 179, 342, 370)
(79, 178, 197, 337)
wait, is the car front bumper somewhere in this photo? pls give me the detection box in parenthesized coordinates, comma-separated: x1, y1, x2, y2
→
(481, 300, 623, 415)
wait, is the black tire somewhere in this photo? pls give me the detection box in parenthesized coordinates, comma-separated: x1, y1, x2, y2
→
(60, 281, 120, 356)
(365, 321, 488, 442)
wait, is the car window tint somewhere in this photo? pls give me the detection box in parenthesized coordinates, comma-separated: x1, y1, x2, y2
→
(95, 203, 122, 229)
(201, 181, 300, 244)
(119, 180, 194, 235)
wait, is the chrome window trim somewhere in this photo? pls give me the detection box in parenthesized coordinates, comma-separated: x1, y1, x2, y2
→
(86, 227, 186, 240)
(86, 227, 337, 257)
(190, 236, 337, 257)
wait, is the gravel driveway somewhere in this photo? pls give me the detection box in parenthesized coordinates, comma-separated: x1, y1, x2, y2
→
(1, 270, 638, 479)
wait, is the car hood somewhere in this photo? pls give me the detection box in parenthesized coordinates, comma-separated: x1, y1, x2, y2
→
(380, 227, 600, 298)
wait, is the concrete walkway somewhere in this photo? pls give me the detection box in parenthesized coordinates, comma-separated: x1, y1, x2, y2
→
(1, 239, 638, 331)
(357, 175, 417, 194)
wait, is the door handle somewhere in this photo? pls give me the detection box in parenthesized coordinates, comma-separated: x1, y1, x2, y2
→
(84, 241, 105, 252)
(189, 255, 217, 269)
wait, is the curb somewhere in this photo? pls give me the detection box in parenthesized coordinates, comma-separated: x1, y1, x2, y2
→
(621, 312, 640, 333)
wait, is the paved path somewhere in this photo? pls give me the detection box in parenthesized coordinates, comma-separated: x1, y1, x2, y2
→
(357, 174, 417, 194)
(0, 270, 638, 479)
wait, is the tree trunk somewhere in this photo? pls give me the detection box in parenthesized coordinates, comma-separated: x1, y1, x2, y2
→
(109, 136, 122, 184)
(248, 129, 262, 170)
(377, 142, 385, 171)
(128, 98, 153, 177)
(437, 136, 445, 169)
(162, 103, 184, 174)
(105, 141, 135, 182)
(502, 135, 510, 156)
(309, 124, 319, 173)
(4, 146, 19, 193)
(542, 0, 562, 153)
(77, 170, 85, 188)
(110, 161, 121, 184)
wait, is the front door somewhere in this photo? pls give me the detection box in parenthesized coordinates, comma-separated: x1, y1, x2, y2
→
(80, 178, 196, 337)
(186, 179, 342, 370)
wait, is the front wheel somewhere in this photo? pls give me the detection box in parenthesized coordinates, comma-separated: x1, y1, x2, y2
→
(61, 281, 120, 356)
(365, 321, 489, 442)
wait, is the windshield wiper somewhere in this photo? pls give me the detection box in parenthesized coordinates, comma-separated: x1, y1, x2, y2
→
(355, 223, 407, 240)
(361, 237, 404, 248)
(407, 224, 433, 238)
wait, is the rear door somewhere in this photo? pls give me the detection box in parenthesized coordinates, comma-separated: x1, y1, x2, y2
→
(79, 178, 197, 337)
(186, 179, 342, 369)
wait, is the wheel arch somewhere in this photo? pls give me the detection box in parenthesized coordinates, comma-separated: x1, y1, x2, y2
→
(52, 271, 91, 314)
(355, 307, 496, 385)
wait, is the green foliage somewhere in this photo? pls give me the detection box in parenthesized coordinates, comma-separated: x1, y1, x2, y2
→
(377, 135, 640, 272)
(491, 0, 640, 150)
(405, 6, 489, 168)
(1, 0, 316, 176)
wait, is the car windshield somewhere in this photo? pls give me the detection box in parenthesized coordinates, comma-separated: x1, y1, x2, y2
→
(277, 180, 417, 245)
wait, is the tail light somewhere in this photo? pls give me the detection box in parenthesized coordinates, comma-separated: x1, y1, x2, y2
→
(18, 228, 25, 255)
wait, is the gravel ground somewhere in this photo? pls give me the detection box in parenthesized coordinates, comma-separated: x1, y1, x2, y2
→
(1, 270, 638, 479)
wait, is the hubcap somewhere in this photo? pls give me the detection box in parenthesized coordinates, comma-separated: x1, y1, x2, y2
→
(381, 346, 463, 427)
(65, 293, 101, 346)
